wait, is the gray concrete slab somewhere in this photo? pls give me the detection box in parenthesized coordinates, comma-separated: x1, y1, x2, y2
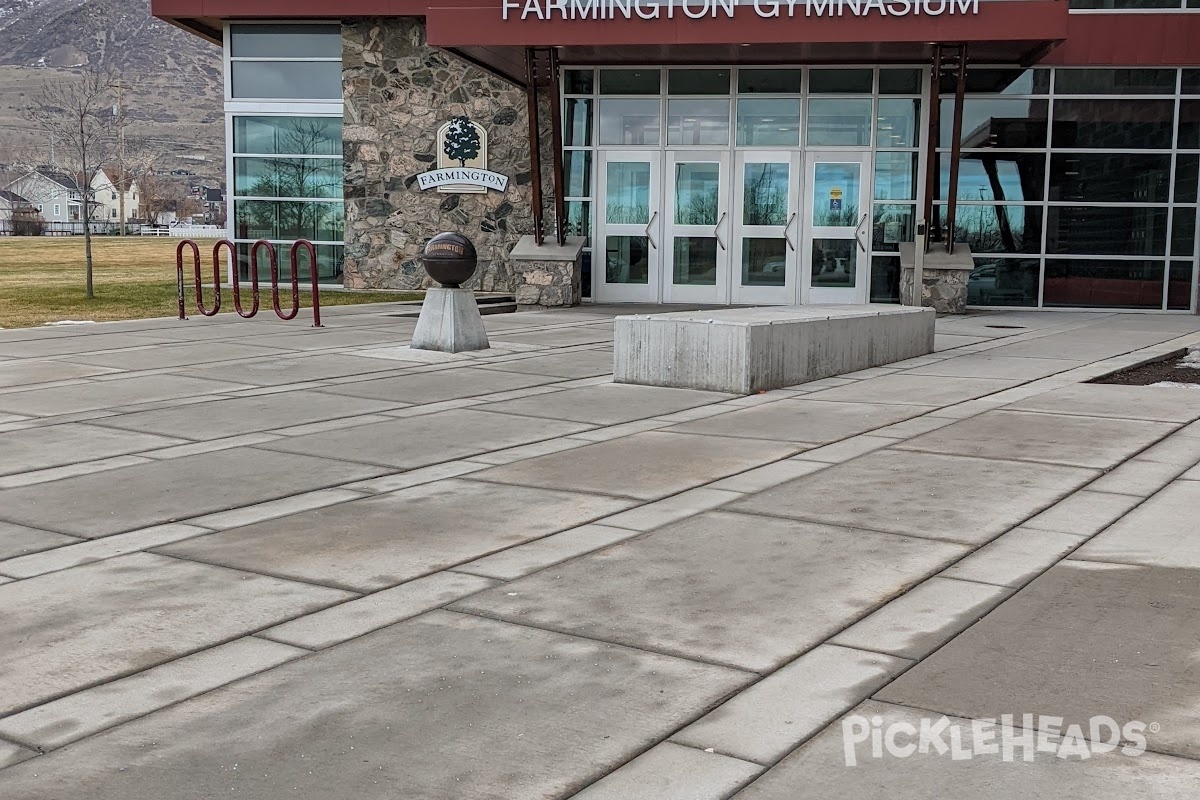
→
(159, 479, 634, 592)
(315, 366, 561, 404)
(452, 511, 966, 672)
(259, 409, 594, 470)
(0, 333, 167, 359)
(0, 359, 121, 388)
(1023, 490, 1146, 536)
(1006, 383, 1200, 423)
(801, 373, 1016, 407)
(732, 699, 1200, 800)
(984, 330, 1178, 362)
(0, 523, 212, 578)
(479, 383, 734, 426)
(0, 374, 250, 417)
(729, 449, 1097, 545)
(830, 577, 1013, 659)
(475, 349, 615, 378)
(663, 399, 932, 444)
(905, 354, 1086, 380)
(91, 391, 404, 440)
(493, 325, 615, 346)
(0, 521, 82, 560)
(61, 341, 285, 371)
(457, 524, 643, 581)
(0, 741, 36, 770)
(896, 410, 1178, 469)
(0, 610, 751, 800)
(0, 448, 390, 538)
(0, 637, 308, 751)
(876, 559, 1200, 760)
(0, 552, 350, 717)
(571, 742, 762, 800)
(941, 526, 1086, 588)
(0, 422, 185, 476)
(243, 326, 415, 352)
(470, 432, 800, 501)
(1073, 481, 1200, 568)
(1088, 457, 1194, 497)
(174, 353, 399, 386)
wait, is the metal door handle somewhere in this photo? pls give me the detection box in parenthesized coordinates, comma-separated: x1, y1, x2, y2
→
(714, 211, 728, 251)
(784, 212, 797, 252)
(645, 211, 658, 250)
(854, 212, 868, 253)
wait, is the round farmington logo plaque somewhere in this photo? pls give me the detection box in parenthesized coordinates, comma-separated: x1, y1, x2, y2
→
(418, 115, 510, 194)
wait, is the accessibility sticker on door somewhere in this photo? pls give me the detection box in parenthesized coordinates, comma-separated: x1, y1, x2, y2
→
(830, 187, 843, 211)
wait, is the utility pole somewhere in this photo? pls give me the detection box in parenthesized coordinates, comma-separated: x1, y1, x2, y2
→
(115, 77, 126, 236)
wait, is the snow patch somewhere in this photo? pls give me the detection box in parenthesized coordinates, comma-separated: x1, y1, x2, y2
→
(43, 320, 96, 326)
(1149, 381, 1200, 389)
(1178, 349, 1200, 369)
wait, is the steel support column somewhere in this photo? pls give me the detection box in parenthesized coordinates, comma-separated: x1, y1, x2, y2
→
(944, 46, 969, 254)
(524, 47, 545, 246)
(548, 48, 567, 246)
(922, 46, 943, 251)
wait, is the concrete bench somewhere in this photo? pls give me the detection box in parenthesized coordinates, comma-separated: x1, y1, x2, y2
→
(614, 304, 935, 395)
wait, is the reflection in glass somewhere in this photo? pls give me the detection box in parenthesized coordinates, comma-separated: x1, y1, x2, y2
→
(936, 153, 1045, 202)
(876, 99, 920, 148)
(234, 157, 342, 198)
(237, 242, 343, 282)
(812, 163, 861, 227)
(605, 236, 650, 284)
(605, 162, 651, 224)
(1047, 206, 1168, 256)
(938, 204, 1042, 253)
(1176, 154, 1199, 204)
(231, 62, 342, 100)
(871, 256, 901, 303)
(1051, 100, 1174, 149)
(230, 24, 341, 58)
(564, 98, 592, 147)
(809, 69, 872, 94)
(598, 99, 661, 145)
(234, 200, 344, 242)
(1168, 261, 1193, 311)
(967, 258, 1040, 306)
(668, 69, 730, 95)
(1054, 68, 1177, 95)
(667, 99, 730, 145)
(875, 153, 918, 201)
(1172, 207, 1196, 257)
(599, 69, 660, 95)
(564, 69, 594, 94)
(234, 117, 342, 155)
(736, 99, 801, 146)
(581, 251, 592, 299)
(1044, 259, 1165, 309)
(564, 151, 591, 197)
(738, 69, 802, 94)
(811, 239, 857, 287)
(565, 201, 591, 246)
(1049, 154, 1170, 203)
(879, 69, 922, 95)
(1185, 69, 1200, 94)
(674, 163, 720, 225)
(807, 99, 872, 146)
(673, 237, 718, 285)
(1180, 100, 1200, 149)
(741, 238, 787, 287)
(872, 204, 915, 252)
(743, 163, 789, 226)
(940, 99, 1049, 148)
(939, 69, 1050, 95)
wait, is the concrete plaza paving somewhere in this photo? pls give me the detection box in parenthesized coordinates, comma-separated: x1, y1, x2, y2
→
(0, 303, 1199, 798)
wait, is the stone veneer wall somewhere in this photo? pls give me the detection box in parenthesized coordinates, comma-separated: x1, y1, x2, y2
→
(342, 18, 550, 292)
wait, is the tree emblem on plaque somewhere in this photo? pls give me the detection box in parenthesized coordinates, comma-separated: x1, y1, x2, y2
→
(443, 116, 482, 167)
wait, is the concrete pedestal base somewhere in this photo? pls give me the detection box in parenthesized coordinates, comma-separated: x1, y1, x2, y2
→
(410, 287, 491, 353)
(614, 304, 935, 395)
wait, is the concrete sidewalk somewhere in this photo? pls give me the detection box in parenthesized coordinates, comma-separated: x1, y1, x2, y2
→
(0, 304, 1199, 799)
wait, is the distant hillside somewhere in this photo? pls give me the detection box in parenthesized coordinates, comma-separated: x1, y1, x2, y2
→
(0, 0, 224, 180)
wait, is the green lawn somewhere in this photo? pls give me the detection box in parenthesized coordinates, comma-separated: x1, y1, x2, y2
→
(0, 237, 421, 328)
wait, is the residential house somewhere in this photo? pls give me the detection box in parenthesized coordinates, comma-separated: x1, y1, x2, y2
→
(3, 169, 83, 227)
(90, 168, 139, 226)
(0, 188, 33, 226)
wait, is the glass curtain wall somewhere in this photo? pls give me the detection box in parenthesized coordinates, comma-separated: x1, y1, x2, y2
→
(937, 67, 1198, 310)
(226, 23, 344, 282)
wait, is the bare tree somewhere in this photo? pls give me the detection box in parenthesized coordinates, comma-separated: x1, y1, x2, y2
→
(22, 67, 118, 299)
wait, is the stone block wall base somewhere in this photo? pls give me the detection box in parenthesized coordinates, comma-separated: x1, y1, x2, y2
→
(900, 268, 972, 314)
(509, 235, 585, 308)
(410, 287, 491, 353)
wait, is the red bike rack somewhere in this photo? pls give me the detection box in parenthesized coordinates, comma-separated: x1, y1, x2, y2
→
(176, 238, 323, 328)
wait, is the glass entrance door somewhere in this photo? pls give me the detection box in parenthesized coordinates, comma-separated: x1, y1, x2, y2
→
(663, 151, 730, 304)
(803, 152, 872, 304)
(597, 150, 661, 303)
(732, 152, 800, 305)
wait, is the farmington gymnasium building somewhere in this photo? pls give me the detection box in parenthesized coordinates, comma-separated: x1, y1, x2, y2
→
(152, 0, 1200, 312)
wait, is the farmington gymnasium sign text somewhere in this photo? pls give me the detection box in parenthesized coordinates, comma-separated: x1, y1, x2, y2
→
(503, 0, 980, 20)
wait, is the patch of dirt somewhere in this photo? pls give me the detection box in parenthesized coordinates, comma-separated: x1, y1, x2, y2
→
(1091, 349, 1200, 387)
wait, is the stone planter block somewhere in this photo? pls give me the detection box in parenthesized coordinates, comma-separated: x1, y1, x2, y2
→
(614, 305, 936, 395)
(508, 235, 585, 308)
(898, 242, 975, 314)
